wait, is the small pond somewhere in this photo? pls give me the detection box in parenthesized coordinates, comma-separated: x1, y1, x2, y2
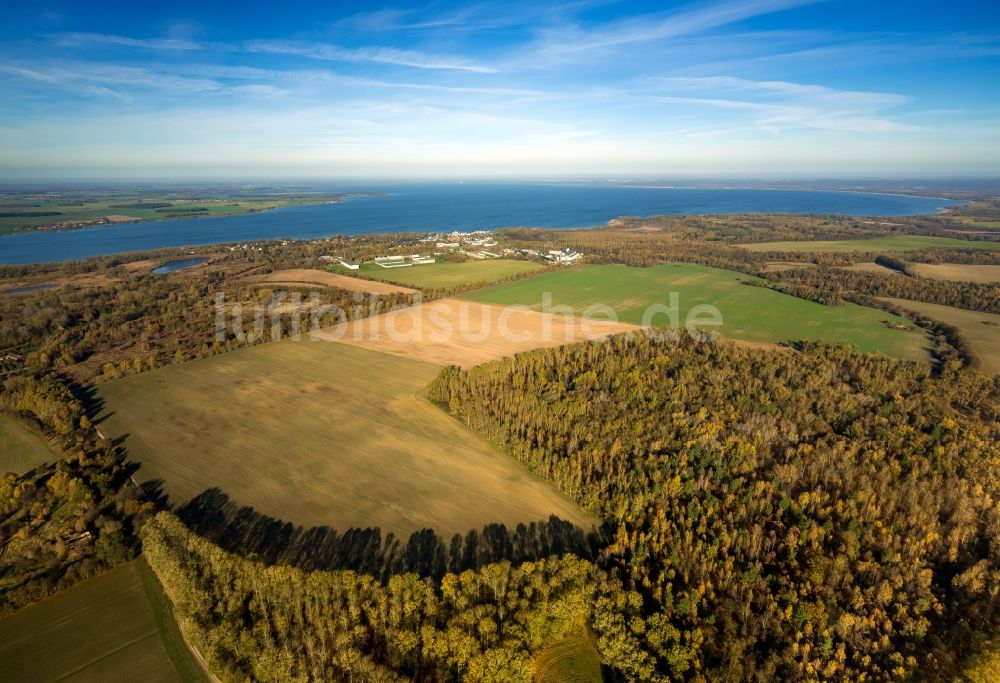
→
(151, 258, 206, 274)
(0, 283, 57, 295)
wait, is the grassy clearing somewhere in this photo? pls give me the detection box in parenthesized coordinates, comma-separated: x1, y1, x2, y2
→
(462, 264, 931, 361)
(909, 263, 1000, 283)
(534, 625, 603, 683)
(0, 559, 207, 682)
(880, 298, 1000, 374)
(97, 340, 593, 536)
(0, 415, 55, 474)
(335, 259, 547, 289)
(740, 236, 1000, 253)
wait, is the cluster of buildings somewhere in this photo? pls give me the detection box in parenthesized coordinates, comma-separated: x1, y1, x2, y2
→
(316, 228, 584, 270)
(419, 230, 498, 250)
(508, 247, 582, 264)
(372, 254, 436, 269)
(318, 254, 359, 269)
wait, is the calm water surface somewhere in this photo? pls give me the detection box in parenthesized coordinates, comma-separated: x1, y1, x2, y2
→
(0, 283, 57, 294)
(0, 183, 960, 265)
(151, 258, 207, 274)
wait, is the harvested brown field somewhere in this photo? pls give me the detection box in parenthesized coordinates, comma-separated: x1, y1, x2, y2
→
(97, 341, 595, 537)
(910, 263, 1000, 283)
(121, 259, 159, 271)
(763, 262, 816, 272)
(253, 268, 417, 295)
(313, 298, 640, 367)
(842, 262, 900, 275)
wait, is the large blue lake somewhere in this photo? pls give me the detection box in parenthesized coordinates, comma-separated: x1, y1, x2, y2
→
(0, 183, 960, 265)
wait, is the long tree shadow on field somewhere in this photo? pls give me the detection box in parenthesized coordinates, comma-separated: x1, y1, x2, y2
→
(176, 488, 608, 582)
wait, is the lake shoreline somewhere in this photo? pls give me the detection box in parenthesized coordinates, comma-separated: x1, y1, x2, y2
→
(0, 184, 964, 266)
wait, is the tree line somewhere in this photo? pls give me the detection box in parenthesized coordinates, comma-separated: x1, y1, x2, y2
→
(176, 487, 600, 581)
(763, 265, 999, 314)
(143, 511, 627, 682)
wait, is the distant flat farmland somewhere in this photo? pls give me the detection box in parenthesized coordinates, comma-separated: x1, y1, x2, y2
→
(0, 560, 207, 682)
(740, 236, 1000, 253)
(909, 263, 1000, 283)
(97, 340, 594, 536)
(880, 297, 1000, 373)
(461, 263, 931, 361)
(336, 259, 547, 289)
(0, 416, 55, 474)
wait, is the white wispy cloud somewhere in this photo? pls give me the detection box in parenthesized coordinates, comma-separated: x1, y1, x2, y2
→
(682, 32, 1000, 75)
(336, 1, 608, 32)
(529, 0, 824, 58)
(46, 32, 206, 51)
(42, 31, 500, 73)
(660, 75, 908, 109)
(242, 39, 498, 73)
(649, 76, 919, 134)
(0, 62, 222, 95)
(0, 64, 133, 103)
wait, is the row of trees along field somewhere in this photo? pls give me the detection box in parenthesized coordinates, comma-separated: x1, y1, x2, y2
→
(143, 511, 633, 682)
(0, 373, 154, 614)
(428, 333, 1000, 680)
(763, 266, 1000, 314)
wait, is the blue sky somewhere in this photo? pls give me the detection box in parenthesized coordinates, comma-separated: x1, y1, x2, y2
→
(1, 1, 998, 178)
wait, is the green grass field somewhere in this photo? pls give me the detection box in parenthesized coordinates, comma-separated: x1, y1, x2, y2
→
(97, 340, 593, 536)
(740, 236, 1000, 253)
(0, 415, 55, 474)
(534, 626, 603, 683)
(334, 259, 547, 289)
(880, 298, 1000, 374)
(462, 264, 931, 361)
(0, 559, 208, 682)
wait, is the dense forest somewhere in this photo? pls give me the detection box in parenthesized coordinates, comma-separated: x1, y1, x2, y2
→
(429, 333, 1000, 680)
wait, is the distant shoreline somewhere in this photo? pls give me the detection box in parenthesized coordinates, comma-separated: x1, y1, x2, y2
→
(6, 192, 387, 235)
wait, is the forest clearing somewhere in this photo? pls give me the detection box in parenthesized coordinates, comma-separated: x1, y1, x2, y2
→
(909, 262, 1000, 283)
(0, 415, 55, 474)
(879, 297, 1000, 372)
(96, 339, 594, 536)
